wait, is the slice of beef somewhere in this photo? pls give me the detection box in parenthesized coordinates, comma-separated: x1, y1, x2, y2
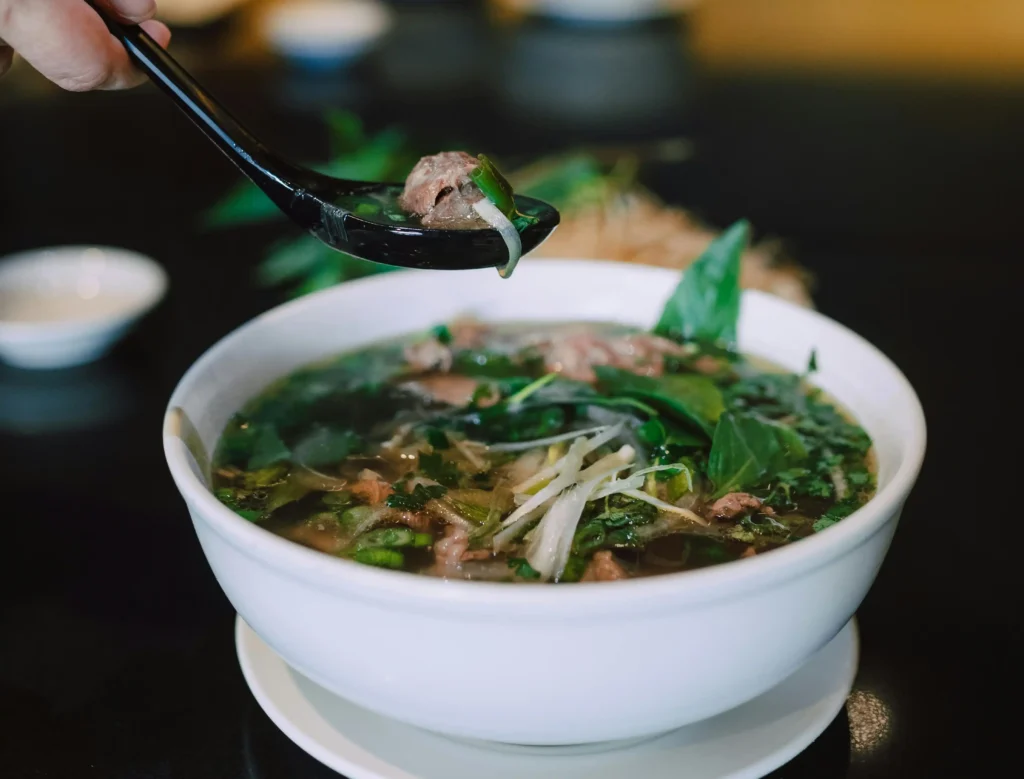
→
(538, 331, 687, 382)
(580, 550, 629, 582)
(707, 492, 772, 520)
(399, 152, 487, 229)
(432, 523, 470, 577)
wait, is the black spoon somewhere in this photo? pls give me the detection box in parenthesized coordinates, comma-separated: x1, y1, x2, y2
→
(86, 3, 559, 271)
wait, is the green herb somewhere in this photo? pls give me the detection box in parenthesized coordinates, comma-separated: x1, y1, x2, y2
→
(235, 508, 264, 522)
(431, 324, 453, 345)
(573, 496, 656, 556)
(418, 452, 461, 487)
(559, 554, 588, 583)
(508, 558, 541, 579)
(813, 498, 862, 532)
(247, 426, 291, 470)
(733, 513, 791, 542)
(424, 428, 450, 450)
(352, 548, 405, 569)
(591, 495, 657, 528)
(386, 483, 447, 511)
(470, 155, 516, 218)
(727, 370, 872, 511)
(448, 499, 491, 525)
(451, 349, 545, 379)
(806, 349, 818, 375)
(654, 219, 750, 348)
(707, 411, 808, 498)
(266, 479, 311, 512)
(594, 366, 724, 436)
(292, 427, 363, 468)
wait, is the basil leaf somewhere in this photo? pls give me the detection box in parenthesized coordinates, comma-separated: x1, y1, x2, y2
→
(594, 366, 723, 436)
(292, 427, 363, 468)
(247, 426, 291, 470)
(654, 219, 750, 348)
(707, 411, 807, 498)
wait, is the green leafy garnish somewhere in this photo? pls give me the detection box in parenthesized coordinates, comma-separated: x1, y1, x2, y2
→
(292, 427, 363, 468)
(654, 219, 750, 348)
(812, 498, 861, 532)
(247, 427, 291, 470)
(385, 484, 447, 511)
(508, 558, 541, 579)
(707, 411, 808, 498)
(594, 366, 723, 436)
(418, 452, 461, 487)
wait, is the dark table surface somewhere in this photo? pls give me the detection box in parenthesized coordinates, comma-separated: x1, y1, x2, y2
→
(1, 6, 1020, 778)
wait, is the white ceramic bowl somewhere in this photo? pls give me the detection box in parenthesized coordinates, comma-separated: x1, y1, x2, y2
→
(0, 246, 167, 369)
(163, 260, 925, 746)
(505, 0, 697, 24)
(263, 0, 391, 69)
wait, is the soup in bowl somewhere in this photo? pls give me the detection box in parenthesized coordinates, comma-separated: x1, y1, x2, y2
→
(163, 255, 924, 745)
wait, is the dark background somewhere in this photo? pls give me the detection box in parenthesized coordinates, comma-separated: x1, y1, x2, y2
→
(0, 3, 1020, 777)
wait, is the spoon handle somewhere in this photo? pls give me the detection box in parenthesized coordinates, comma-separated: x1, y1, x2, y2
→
(85, 2, 302, 208)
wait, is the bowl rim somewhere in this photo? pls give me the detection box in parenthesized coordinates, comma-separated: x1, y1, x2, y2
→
(163, 259, 926, 616)
(0, 244, 168, 335)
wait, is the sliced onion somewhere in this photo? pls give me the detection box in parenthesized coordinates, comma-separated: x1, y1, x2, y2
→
(487, 425, 610, 453)
(526, 484, 590, 581)
(473, 198, 522, 278)
(512, 423, 624, 493)
(621, 489, 708, 526)
(500, 437, 588, 529)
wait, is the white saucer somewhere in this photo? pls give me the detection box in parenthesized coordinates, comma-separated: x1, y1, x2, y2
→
(236, 616, 858, 779)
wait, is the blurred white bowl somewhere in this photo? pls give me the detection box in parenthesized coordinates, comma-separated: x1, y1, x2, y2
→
(507, 0, 697, 24)
(263, 0, 392, 69)
(0, 246, 167, 370)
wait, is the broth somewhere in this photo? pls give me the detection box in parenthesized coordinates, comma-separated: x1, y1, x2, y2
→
(211, 320, 875, 583)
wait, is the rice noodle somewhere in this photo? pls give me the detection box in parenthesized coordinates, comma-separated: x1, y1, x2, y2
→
(472, 198, 522, 278)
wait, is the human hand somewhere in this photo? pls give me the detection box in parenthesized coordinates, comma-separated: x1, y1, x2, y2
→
(0, 1, 171, 90)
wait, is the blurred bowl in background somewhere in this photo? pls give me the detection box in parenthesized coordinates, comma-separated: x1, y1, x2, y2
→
(500, 0, 698, 25)
(498, 20, 692, 134)
(0, 246, 167, 370)
(263, 0, 392, 71)
(372, 5, 489, 99)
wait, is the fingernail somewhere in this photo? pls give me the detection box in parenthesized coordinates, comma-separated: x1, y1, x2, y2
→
(110, 0, 158, 23)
